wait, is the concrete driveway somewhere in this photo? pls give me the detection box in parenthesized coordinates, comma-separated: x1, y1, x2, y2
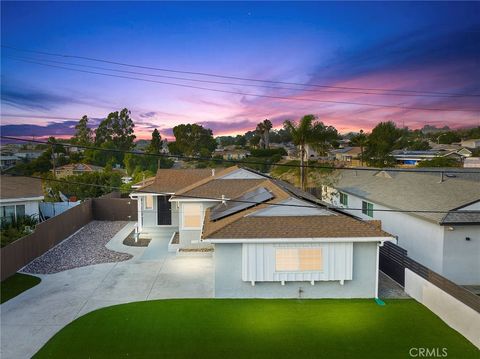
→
(0, 222, 213, 359)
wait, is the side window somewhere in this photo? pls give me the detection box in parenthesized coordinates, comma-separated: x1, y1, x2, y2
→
(144, 195, 154, 210)
(362, 201, 374, 217)
(339, 192, 348, 206)
(16, 205, 26, 218)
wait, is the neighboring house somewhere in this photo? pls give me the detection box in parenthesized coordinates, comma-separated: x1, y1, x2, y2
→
(15, 149, 44, 161)
(464, 157, 480, 168)
(132, 166, 394, 298)
(0, 155, 20, 170)
(461, 139, 480, 149)
(330, 147, 362, 166)
(391, 149, 464, 166)
(430, 143, 473, 157)
(0, 176, 44, 222)
(53, 163, 104, 178)
(215, 149, 250, 160)
(322, 169, 480, 285)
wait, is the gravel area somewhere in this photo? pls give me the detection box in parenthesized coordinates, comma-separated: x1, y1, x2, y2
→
(378, 271, 410, 299)
(23, 221, 132, 274)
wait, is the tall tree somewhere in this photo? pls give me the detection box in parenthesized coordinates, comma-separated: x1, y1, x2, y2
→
(147, 128, 162, 169)
(350, 130, 368, 166)
(94, 108, 136, 165)
(364, 121, 402, 167)
(172, 124, 216, 156)
(72, 115, 93, 146)
(284, 115, 333, 190)
(255, 119, 273, 149)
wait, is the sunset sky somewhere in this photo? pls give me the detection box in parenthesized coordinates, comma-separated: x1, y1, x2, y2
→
(1, 2, 479, 141)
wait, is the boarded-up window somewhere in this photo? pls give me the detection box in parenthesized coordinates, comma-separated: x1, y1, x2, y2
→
(144, 195, 154, 210)
(183, 203, 202, 228)
(275, 248, 323, 272)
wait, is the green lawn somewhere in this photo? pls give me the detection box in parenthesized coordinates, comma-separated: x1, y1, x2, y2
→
(1, 273, 41, 304)
(34, 299, 478, 358)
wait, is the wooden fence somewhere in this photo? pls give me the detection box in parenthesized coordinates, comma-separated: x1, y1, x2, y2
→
(0, 193, 137, 281)
(380, 241, 480, 313)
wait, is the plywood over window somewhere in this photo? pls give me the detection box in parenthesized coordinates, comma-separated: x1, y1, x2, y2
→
(183, 203, 202, 228)
(144, 195, 154, 210)
(275, 248, 323, 272)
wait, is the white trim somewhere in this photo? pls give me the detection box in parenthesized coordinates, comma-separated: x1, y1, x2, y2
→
(130, 192, 174, 198)
(0, 196, 44, 203)
(170, 198, 222, 203)
(204, 237, 394, 244)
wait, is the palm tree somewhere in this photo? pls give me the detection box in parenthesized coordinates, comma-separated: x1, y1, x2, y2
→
(262, 119, 272, 149)
(350, 129, 368, 166)
(284, 115, 339, 190)
(283, 115, 317, 190)
(255, 123, 266, 149)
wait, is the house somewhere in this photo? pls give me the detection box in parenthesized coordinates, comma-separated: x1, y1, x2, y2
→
(330, 147, 362, 166)
(0, 176, 44, 222)
(321, 168, 480, 285)
(215, 149, 250, 160)
(461, 139, 480, 149)
(131, 166, 394, 298)
(391, 149, 464, 166)
(0, 155, 20, 170)
(53, 163, 104, 178)
(15, 149, 44, 161)
(430, 143, 473, 157)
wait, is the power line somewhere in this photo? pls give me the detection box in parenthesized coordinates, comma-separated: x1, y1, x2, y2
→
(6, 56, 480, 113)
(4, 55, 473, 99)
(10, 173, 480, 216)
(3, 135, 480, 174)
(3, 45, 479, 97)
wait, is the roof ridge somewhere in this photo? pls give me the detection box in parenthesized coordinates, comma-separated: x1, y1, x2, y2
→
(173, 166, 240, 195)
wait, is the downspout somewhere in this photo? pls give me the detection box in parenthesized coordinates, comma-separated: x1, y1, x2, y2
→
(375, 241, 386, 305)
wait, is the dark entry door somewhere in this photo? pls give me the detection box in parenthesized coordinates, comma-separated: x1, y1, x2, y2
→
(157, 196, 172, 225)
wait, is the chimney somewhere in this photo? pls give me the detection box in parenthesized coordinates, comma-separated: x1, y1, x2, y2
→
(211, 168, 215, 177)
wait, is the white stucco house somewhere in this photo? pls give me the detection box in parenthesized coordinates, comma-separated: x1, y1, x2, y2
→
(131, 166, 394, 298)
(321, 168, 480, 285)
(0, 176, 44, 222)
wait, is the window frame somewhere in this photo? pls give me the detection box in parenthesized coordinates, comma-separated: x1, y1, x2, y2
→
(182, 203, 203, 230)
(339, 192, 348, 206)
(362, 201, 374, 217)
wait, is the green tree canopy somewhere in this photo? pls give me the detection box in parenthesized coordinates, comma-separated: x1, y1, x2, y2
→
(363, 121, 403, 167)
(172, 123, 216, 156)
(72, 115, 93, 146)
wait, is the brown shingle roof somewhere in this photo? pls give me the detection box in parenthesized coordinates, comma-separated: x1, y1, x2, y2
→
(201, 178, 392, 240)
(138, 168, 216, 193)
(204, 215, 391, 239)
(175, 179, 266, 199)
(1, 176, 44, 200)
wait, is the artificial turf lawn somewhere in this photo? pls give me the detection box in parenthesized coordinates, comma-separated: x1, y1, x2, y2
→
(34, 299, 478, 359)
(0, 273, 41, 304)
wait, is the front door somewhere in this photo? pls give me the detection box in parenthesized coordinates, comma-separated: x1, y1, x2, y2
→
(157, 196, 172, 225)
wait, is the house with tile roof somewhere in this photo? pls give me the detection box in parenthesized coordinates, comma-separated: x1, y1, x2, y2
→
(0, 175, 44, 223)
(321, 168, 480, 285)
(132, 166, 394, 298)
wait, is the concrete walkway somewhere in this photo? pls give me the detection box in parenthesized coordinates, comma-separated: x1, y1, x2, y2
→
(0, 222, 214, 359)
